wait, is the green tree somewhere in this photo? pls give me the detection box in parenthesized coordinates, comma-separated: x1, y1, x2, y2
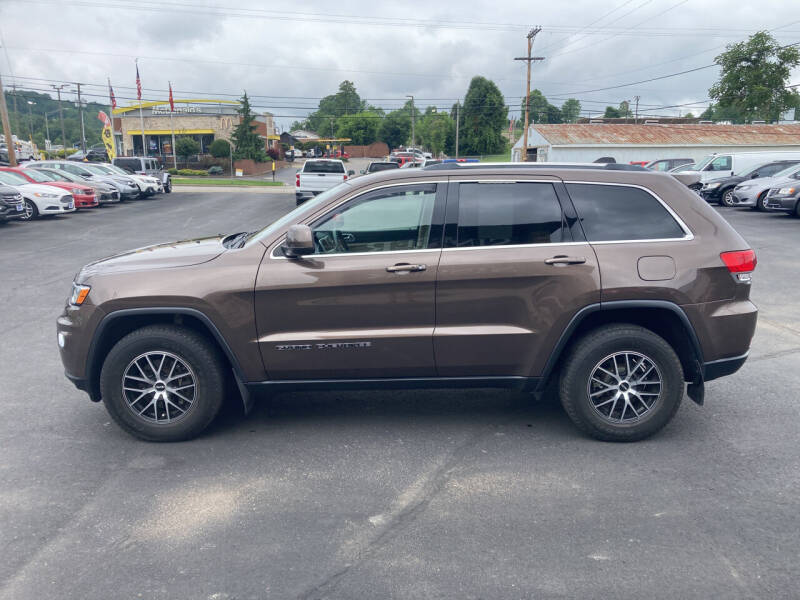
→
(619, 100, 632, 118)
(378, 110, 410, 150)
(709, 31, 800, 123)
(521, 89, 562, 124)
(306, 80, 366, 134)
(231, 92, 266, 160)
(561, 98, 581, 123)
(461, 76, 507, 155)
(208, 138, 231, 158)
(603, 106, 622, 118)
(175, 137, 200, 166)
(336, 111, 381, 145)
(417, 109, 454, 156)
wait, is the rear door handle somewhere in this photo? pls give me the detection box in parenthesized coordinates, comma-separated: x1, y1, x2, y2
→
(544, 255, 587, 266)
(386, 263, 427, 273)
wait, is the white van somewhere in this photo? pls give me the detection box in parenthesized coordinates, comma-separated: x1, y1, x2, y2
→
(682, 151, 800, 182)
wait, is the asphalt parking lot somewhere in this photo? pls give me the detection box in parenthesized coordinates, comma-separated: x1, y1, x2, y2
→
(1, 190, 799, 599)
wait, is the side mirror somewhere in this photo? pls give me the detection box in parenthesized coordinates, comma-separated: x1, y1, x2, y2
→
(282, 224, 314, 258)
(348, 170, 355, 176)
(751, 173, 759, 179)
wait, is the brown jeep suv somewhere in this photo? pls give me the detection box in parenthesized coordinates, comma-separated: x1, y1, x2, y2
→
(57, 163, 758, 442)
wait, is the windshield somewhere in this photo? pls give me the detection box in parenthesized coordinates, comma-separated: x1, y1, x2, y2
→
(39, 169, 80, 182)
(21, 169, 54, 183)
(82, 164, 113, 175)
(247, 184, 350, 246)
(104, 164, 131, 176)
(304, 160, 345, 174)
(692, 155, 715, 171)
(0, 171, 30, 185)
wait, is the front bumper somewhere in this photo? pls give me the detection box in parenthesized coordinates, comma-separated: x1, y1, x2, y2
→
(74, 194, 99, 208)
(729, 189, 760, 207)
(0, 204, 24, 220)
(765, 195, 799, 212)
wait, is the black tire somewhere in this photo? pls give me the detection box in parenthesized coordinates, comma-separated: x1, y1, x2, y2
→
(719, 188, 735, 207)
(100, 325, 226, 442)
(295, 194, 305, 206)
(20, 199, 38, 221)
(559, 324, 684, 442)
(793, 200, 800, 218)
(754, 191, 769, 212)
(164, 180, 172, 193)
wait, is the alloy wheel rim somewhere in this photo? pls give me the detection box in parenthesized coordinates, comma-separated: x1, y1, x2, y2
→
(587, 351, 662, 424)
(723, 191, 733, 206)
(122, 351, 197, 424)
(23, 201, 33, 219)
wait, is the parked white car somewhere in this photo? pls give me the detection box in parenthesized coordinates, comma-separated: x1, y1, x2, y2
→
(0, 170, 75, 220)
(84, 163, 162, 196)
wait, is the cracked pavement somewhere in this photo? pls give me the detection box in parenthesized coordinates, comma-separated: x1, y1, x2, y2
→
(0, 191, 798, 599)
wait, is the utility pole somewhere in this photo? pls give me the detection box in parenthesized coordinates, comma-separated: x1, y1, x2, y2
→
(76, 83, 87, 154)
(51, 84, 68, 157)
(0, 74, 18, 166)
(26, 100, 35, 143)
(634, 95, 640, 125)
(44, 111, 50, 149)
(514, 27, 544, 162)
(455, 103, 460, 159)
(11, 82, 18, 136)
(406, 94, 415, 148)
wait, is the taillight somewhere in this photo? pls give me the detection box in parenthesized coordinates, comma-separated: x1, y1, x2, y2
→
(720, 249, 756, 277)
(295, 174, 300, 187)
(343, 174, 348, 181)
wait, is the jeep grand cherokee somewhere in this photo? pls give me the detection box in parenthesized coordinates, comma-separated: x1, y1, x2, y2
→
(57, 163, 757, 442)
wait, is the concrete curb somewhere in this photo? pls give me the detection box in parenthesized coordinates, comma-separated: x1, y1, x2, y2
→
(172, 185, 290, 194)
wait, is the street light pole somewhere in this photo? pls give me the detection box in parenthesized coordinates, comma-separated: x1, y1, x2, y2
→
(26, 100, 35, 144)
(51, 84, 68, 157)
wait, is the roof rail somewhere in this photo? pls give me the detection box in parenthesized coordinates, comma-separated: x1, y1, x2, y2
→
(422, 162, 648, 172)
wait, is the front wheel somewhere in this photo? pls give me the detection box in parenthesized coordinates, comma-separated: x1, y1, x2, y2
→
(20, 199, 38, 220)
(755, 191, 769, 212)
(559, 324, 684, 442)
(720, 189, 735, 207)
(100, 325, 226, 442)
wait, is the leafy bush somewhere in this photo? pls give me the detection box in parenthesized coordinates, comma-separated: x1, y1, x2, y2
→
(175, 137, 201, 158)
(176, 168, 207, 176)
(208, 139, 231, 158)
(167, 168, 178, 175)
(207, 165, 224, 175)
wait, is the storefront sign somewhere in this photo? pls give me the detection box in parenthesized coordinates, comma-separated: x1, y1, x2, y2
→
(151, 106, 203, 115)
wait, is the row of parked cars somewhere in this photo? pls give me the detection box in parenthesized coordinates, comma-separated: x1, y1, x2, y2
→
(0, 158, 171, 223)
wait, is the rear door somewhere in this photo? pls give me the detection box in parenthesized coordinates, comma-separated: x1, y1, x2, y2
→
(434, 176, 601, 378)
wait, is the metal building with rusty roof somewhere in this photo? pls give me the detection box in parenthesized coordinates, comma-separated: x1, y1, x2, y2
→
(511, 123, 800, 164)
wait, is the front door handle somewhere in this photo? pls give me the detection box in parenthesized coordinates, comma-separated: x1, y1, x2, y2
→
(386, 263, 427, 273)
(544, 255, 587, 266)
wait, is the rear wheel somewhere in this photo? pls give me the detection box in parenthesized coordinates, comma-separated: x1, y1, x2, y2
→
(559, 324, 684, 442)
(100, 325, 226, 442)
(164, 179, 172, 193)
(720, 189, 735, 207)
(20, 199, 37, 221)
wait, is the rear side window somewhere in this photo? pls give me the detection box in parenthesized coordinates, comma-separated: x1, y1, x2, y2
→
(369, 163, 399, 172)
(566, 183, 685, 242)
(304, 161, 345, 174)
(456, 182, 565, 247)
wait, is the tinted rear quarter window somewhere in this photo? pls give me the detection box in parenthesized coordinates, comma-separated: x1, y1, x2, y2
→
(369, 163, 399, 172)
(456, 182, 565, 247)
(566, 183, 685, 242)
(304, 161, 345, 174)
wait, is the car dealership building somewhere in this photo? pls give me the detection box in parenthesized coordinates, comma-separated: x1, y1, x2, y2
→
(112, 99, 277, 157)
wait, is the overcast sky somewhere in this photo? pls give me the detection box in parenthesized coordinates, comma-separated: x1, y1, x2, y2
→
(2, 0, 799, 129)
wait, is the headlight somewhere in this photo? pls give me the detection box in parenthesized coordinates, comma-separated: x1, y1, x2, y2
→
(736, 184, 751, 190)
(705, 182, 721, 190)
(69, 283, 91, 306)
(777, 187, 797, 196)
(34, 191, 59, 198)
(125, 180, 135, 186)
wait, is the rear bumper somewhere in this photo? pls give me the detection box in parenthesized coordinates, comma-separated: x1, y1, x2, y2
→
(702, 352, 748, 382)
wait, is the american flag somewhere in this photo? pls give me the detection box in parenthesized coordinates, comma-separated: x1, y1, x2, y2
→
(136, 63, 142, 100)
(108, 79, 116, 109)
(169, 82, 174, 112)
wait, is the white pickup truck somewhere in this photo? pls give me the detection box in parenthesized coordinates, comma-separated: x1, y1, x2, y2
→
(295, 159, 354, 205)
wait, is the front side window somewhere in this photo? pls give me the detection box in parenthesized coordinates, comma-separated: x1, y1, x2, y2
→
(312, 184, 437, 254)
(708, 156, 732, 171)
(456, 182, 565, 247)
(649, 160, 670, 172)
(566, 183, 686, 242)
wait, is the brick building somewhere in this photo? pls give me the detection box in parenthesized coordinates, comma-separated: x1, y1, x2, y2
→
(113, 99, 276, 157)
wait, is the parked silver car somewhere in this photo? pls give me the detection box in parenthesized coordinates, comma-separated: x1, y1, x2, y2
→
(23, 160, 141, 200)
(731, 163, 800, 211)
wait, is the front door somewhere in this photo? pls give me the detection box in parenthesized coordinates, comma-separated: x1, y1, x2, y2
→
(434, 179, 601, 378)
(255, 182, 445, 380)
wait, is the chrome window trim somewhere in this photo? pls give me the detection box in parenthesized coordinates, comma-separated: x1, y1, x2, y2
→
(442, 241, 589, 252)
(564, 180, 695, 243)
(269, 180, 447, 260)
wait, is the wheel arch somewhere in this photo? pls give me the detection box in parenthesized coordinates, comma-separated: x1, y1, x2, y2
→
(85, 308, 246, 405)
(538, 300, 703, 390)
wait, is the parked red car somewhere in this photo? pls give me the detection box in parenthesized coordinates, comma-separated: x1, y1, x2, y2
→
(0, 167, 99, 208)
